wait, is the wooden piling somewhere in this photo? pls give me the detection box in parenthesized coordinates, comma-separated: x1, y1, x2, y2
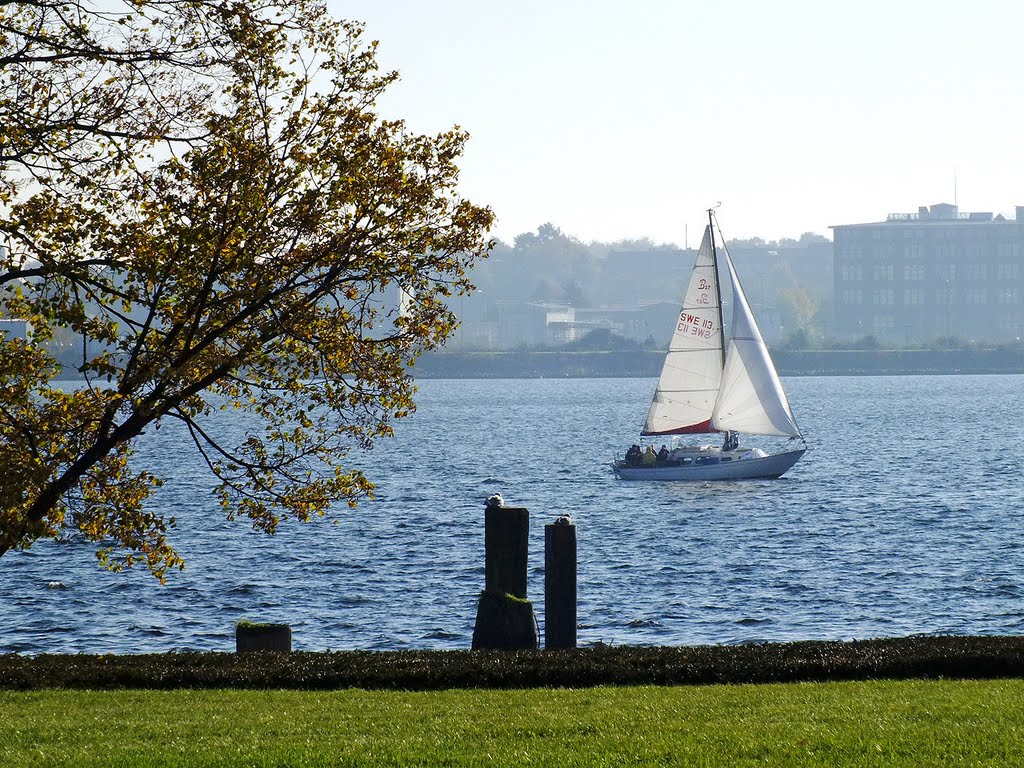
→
(472, 504, 539, 650)
(544, 517, 577, 650)
(235, 622, 292, 653)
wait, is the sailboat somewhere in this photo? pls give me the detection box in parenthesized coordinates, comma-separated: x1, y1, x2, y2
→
(613, 209, 806, 481)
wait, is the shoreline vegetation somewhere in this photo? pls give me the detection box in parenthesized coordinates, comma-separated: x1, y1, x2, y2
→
(414, 348, 1024, 378)
(3, 636, 1023, 690)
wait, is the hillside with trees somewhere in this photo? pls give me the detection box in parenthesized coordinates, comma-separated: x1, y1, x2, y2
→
(456, 223, 833, 350)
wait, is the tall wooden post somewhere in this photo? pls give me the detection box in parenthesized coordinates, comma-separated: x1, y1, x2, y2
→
(472, 503, 539, 650)
(544, 516, 577, 650)
(485, 506, 529, 598)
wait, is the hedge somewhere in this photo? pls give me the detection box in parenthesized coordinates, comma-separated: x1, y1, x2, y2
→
(2, 636, 1023, 691)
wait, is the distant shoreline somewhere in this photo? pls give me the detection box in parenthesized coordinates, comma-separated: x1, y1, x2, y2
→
(414, 348, 1024, 378)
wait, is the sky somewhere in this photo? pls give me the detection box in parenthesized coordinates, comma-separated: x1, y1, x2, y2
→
(332, 0, 1024, 246)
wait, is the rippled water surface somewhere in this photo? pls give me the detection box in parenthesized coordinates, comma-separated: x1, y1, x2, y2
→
(4, 374, 1024, 654)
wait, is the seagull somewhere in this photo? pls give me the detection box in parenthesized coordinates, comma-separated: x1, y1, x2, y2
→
(486, 493, 504, 508)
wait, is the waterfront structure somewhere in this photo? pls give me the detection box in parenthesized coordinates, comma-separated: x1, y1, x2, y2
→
(832, 203, 1024, 344)
(495, 302, 576, 347)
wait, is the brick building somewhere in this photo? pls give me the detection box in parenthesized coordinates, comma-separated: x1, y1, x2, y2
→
(831, 203, 1024, 344)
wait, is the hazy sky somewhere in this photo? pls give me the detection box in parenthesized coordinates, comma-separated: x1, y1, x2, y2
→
(332, 0, 1024, 246)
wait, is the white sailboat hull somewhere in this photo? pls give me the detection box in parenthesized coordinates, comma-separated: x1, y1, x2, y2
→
(612, 448, 805, 481)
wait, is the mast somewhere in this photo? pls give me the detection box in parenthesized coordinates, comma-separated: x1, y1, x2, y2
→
(708, 208, 727, 371)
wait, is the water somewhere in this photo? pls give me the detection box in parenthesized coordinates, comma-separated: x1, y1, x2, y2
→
(3, 375, 1024, 654)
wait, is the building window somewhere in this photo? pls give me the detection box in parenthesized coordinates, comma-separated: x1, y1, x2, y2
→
(872, 289, 894, 305)
(904, 264, 925, 281)
(966, 263, 987, 280)
(839, 264, 863, 281)
(997, 242, 1017, 260)
(873, 314, 895, 330)
(998, 288, 1019, 305)
(936, 286, 954, 305)
(966, 288, 987, 305)
(936, 264, 957, 281)
(872, 264, 894, 281)
(998, 263, 1020, 280)
(841, 289, 863, 305)
(903, 288, 924, 305)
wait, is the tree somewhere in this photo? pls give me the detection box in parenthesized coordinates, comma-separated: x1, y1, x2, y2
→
(564, 328, 640, 352)
(726, 236, 770, 250)
(777, 285, 821, 346)
(509, 223, 597, 306)
(0, 1, 493, 579)
(726, 233, 830, 250)
(798, 232, 830, 246)
(778, 328, 810, 351)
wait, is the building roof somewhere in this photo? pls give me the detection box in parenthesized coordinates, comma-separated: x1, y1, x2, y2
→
(831, 203, 1020, 229)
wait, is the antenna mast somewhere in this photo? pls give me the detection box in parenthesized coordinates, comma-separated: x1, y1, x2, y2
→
(707, 205, 726, 370)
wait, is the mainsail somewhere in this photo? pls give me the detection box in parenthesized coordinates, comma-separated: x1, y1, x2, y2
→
(642, 226, 724, 435)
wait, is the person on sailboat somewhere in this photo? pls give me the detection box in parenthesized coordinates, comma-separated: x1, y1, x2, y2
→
(722, 430, 739, 451)
(657, 445, 670, 463)
(625, 444, 642, 466)
(642, 445, 657, 466)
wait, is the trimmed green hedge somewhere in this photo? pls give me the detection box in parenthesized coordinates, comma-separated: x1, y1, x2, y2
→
(2, 636, 1023, 690)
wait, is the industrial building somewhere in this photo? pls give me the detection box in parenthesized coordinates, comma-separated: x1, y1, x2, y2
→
(832, 203, 1024, 343)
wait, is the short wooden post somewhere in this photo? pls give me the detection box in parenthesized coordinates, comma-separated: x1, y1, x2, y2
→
(472, 503, 539, 650)
(235, 622, 292, 653)
(545, 516, 577, 650)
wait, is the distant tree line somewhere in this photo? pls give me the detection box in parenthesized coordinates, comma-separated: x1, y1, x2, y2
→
(468, 223, 832, 312)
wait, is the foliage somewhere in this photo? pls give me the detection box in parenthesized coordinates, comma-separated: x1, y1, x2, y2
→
(235, 620, 290, 632)
(3, 680, 1024, 767)
(932, 335, 971, 350)
(462, 226, 832, 350)
(3, 636, 1024, 691)
(0, 1, 493, 578)
(776, 284, 821, 344)
(471, 223, 602, 307)
(823, 334, 883, 351)
(778, 328, 811, 351)
(726, 231, 830, 250)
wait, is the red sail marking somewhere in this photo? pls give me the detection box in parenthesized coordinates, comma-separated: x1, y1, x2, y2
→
(641, 419, 719, 436)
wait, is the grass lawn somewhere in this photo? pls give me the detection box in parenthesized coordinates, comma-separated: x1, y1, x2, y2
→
(2, 679, 1022, 767)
